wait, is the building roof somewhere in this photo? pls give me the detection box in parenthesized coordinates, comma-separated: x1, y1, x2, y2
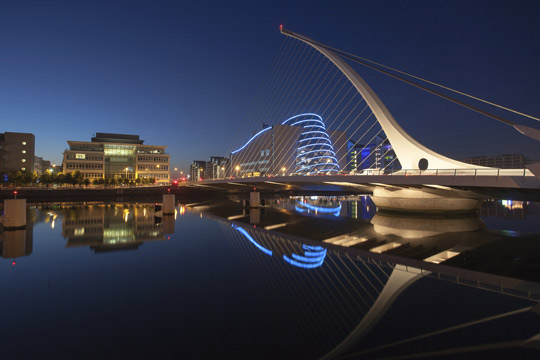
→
(91, 133, 144, 144)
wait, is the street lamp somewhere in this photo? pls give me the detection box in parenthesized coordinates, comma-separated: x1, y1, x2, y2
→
(235, 165, 240, 177)
(125, 167, 129, 179)
(281, 167, 286, 176)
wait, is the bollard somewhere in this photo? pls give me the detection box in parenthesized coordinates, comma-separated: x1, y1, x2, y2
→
(3, 199, 27, 229)
(162, 194, 175, 215)
(250, 192, 260, 208)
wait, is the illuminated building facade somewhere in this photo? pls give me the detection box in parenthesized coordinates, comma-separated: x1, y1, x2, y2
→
(348, 137, 399, 173)
(0, 132, 35, 173)
(231, 114, 347, 177)
(190, 160, 206, 181)
(62, 133, 170, 183)
(205, 156, 230, 180)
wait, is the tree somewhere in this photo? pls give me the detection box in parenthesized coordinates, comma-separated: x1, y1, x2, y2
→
(72, 171, 84, 186)
(56, 172, 66, 186)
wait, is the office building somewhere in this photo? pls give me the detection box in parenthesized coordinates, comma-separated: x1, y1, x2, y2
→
(190, 160, 206, 181)
(348, 137, 400, 173)
(62, 132, 170, 183)
(0, 132, 35, 173)
(34, 156, 52, 174)
(205, 156, 230, 180)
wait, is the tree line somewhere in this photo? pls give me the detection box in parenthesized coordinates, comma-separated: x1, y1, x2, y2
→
(0, 170, 157, 187)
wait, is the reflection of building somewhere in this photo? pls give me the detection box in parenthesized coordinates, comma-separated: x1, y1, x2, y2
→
(0, 132, 35, 172)
(479, 199, 539, 219)
(462, 154, 534, 169)
(348, 137, 399, 173)
(62, 133, 170, 183)
(62, 205, 170, 252)
(231, 114, 347, 177)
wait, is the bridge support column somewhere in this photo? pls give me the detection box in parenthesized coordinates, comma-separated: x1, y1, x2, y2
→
(162, 194, 175, 215)
(250, 192, 261, 208)
(3, 199, 27, 229)
(370, 187, 482, 213)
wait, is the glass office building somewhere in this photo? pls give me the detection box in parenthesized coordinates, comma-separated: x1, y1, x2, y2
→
(63, 133, 170, 183)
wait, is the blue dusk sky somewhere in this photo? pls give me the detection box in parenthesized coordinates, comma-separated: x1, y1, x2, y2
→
(1, 0, 539, 171)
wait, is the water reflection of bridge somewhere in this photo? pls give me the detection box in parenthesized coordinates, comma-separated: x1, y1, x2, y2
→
(193, 201, 540, 358)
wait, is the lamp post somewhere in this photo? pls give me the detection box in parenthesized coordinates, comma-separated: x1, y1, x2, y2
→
(281, 167, 286, 176)
(125, 167, 129, 179)
(235, 165, 240, 178)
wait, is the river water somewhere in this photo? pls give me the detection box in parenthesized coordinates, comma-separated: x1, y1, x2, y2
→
(0, 196, 539, 359)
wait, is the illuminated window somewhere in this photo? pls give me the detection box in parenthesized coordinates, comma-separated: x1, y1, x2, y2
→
(22, 150, 26, 154)
(21, 167, 26, 171)
(76, 153, 86, 159)
(22, 141, 26, 145)
(21, 159, 26, 162)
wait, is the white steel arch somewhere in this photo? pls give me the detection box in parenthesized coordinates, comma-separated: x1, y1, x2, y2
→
(281, 29, 485, 171)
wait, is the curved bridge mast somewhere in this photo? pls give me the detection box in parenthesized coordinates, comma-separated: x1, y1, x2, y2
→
(280, 28, 484, 171)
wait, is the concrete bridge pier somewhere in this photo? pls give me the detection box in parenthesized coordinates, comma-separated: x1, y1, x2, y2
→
(3, 199, 27, 229)
(370, 187, 483, 213)
(162, 194, 175, 215)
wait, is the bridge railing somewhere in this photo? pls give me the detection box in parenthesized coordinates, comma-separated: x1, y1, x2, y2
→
(197, 168, 533, 182)
(363, 168, 531, 178)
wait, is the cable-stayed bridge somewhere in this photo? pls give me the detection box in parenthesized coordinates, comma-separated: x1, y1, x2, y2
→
(191, 28, 540, 212)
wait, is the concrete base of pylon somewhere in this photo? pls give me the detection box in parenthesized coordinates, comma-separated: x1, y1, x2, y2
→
(370, 187, 483, 213)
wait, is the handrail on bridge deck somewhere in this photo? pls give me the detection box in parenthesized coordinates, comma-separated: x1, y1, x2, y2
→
(356, 168, 531, 179)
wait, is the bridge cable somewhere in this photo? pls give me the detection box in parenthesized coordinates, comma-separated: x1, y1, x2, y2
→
(282, 30, 525, 128)
(313, 41, 540, 124)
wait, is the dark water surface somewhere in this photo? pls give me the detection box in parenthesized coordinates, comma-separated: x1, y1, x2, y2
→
(1, 197, 539, 359)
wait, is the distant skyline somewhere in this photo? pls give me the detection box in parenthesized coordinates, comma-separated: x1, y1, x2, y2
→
(1, 0, 539, 171)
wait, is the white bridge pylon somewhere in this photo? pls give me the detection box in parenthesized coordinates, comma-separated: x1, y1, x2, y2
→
(280, 29, 486, 171)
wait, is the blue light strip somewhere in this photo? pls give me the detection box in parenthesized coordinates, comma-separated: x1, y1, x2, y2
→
(283, 255, 325, 269)
(298, 201, 342, 213)
(303, 245, 324, 251)
(292, 119, 326, 127)
(303, 250, 326, 257)
(231, 127, 272, 154)
(299, 149, 336, 156)
(283, 246, 328, 269)
(301, 155, 338, 162)
(299, 136, 332, 143)
(303, 124, 326, 129)
(291, 253, 326, 263)
(298, 161, 340, 170)
(302, 130, 329, 136)
(282, 113, 324, 125)
(232, 225, 273, 256)
(298, 143, 334, 150)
